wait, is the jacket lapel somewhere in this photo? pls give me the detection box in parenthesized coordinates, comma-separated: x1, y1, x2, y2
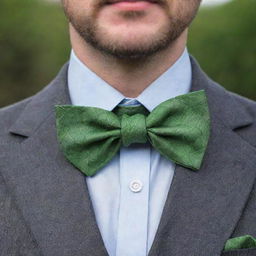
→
(148, 57, 256, 256)
(2, 57, 256, 256)
(1, 64, 109, 256)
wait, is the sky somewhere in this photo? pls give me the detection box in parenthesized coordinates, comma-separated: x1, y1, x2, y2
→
(202, 0, 231, 5)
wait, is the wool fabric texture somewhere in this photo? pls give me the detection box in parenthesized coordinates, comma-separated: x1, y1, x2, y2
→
(55, 90, 210, 176)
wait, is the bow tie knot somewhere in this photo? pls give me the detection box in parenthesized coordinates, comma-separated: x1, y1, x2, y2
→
(121, 113, 147, 147)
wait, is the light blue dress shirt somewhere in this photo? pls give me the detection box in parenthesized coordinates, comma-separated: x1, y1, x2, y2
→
(68, 48, 192, 256)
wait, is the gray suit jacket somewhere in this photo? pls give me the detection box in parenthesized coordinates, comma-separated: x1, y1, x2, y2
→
(1, 57, 256, 256)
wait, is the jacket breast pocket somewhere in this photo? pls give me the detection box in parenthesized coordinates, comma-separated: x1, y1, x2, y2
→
(221, 248, 256, 256)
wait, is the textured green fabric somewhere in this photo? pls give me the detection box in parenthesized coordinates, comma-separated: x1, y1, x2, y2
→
(224, 235, 256, 251)
(55, 90, 210, 176)
(113, 104, 150, 117)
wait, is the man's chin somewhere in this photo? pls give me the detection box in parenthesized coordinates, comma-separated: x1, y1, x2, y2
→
(91, 43, 166, 60)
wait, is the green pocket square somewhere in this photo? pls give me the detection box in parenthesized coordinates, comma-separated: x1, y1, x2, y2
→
(224, 235, 256, 251)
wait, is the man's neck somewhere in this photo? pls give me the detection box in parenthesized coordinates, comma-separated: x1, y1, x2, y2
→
(70, 26, 188, 98)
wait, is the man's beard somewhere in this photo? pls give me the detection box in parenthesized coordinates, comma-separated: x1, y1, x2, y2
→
(63, 1, 200, 60)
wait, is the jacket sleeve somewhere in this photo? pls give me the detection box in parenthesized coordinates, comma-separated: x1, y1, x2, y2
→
(0, 172, 42, 256)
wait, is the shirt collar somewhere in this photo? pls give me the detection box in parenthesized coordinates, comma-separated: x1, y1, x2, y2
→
(68, 50, 124, 111)
(137, 48, 192, 111)
(68, 48, 191, 112)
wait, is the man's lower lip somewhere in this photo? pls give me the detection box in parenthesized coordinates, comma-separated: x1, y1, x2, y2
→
(107, 1, 157, 11)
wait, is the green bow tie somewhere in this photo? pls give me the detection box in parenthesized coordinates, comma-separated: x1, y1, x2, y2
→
(55, 90, 210, 176)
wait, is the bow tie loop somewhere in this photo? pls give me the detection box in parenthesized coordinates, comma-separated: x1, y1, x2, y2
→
(121, 113, 147, 147)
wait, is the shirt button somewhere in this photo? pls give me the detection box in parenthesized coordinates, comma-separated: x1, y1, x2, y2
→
(129, 180, 143, 193)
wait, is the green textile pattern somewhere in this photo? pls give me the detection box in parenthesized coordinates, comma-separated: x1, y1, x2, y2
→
(55, 90, 210, 176)
(224, 235, 256, 251)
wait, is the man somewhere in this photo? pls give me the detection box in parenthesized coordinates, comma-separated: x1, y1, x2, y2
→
(1, 0, 256, 255)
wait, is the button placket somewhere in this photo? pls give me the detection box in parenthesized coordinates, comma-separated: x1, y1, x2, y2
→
(116, 145, 150, 256)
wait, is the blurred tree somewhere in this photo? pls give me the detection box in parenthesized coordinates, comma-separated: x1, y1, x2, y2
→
(0, 0, 70, 107)
(189, 0, 256, 99)
(0, 0, 255, 107)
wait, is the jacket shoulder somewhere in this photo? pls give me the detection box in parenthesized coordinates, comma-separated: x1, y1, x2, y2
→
(229, 91, 256, 117)
(228, 91, 256, 147)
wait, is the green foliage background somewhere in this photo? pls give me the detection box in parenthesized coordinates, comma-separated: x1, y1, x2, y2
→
(0, 0, 255, 107)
